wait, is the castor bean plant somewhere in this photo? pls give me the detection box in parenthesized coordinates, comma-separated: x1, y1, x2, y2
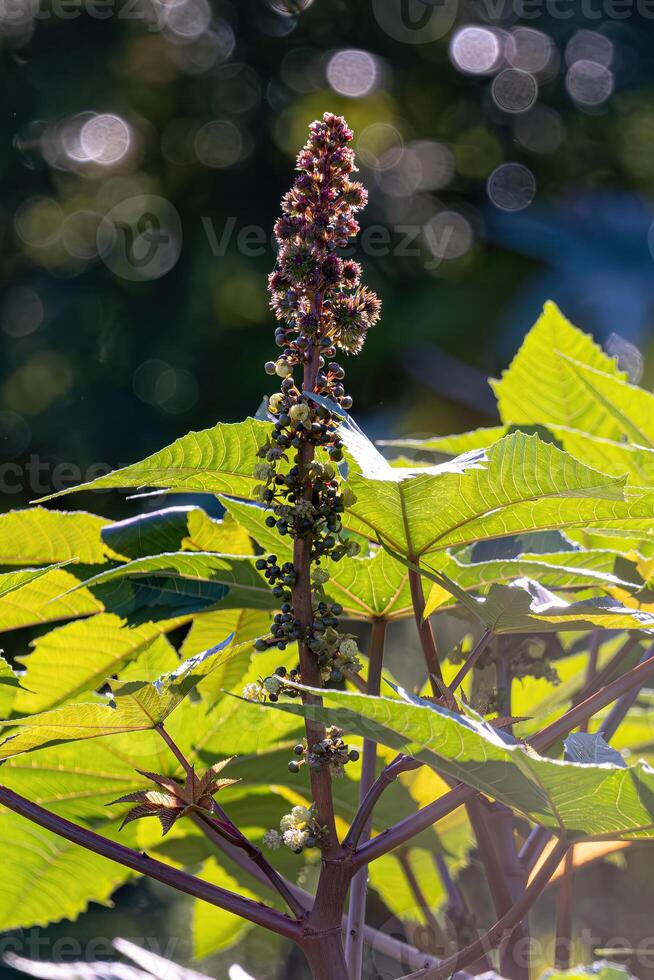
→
(2, 114, 654, 980)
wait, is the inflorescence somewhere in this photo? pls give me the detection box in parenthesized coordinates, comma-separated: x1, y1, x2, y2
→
(243, 115, 378, 830)
(246, 113, 380, 692)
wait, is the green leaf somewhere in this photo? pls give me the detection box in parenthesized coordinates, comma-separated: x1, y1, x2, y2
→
(223, 498, 414, 621)
(181, 607, 270, 698)
(14, 613, 179, 714)
(0, 566, 104, 632)
(490, 301, 625, 437)
(368, 847, 446, 926)
(193, 858, 258, 959)
(382, 425, 654, 486)
(260, 686, 654, 841)
(413, 562, 654, 633)
(0, 508, 113, 565)
(69, 553, 277, 612)
(341, 428, 648, 561)
(0, 635, 241, 758)
(562, 356, 654, 448)
(0, 814, 135, 929)
(0, 655, 24, 719)
(423, 549, 639, 618)
(34, 419, 271, 503)
(101, 506, 253, 559)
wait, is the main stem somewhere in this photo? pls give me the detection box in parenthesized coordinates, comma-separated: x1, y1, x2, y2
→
(293, 342, 338, 853)
(345, 617, 387, 979)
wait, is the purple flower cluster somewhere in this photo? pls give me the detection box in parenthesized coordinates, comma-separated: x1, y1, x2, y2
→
(268, 112, 381, 368)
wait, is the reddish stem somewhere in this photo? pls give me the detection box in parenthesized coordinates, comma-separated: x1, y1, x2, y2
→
(0, 784, 301, 941)
(408, 563, 443, 690)
(399, 840, 570, 980)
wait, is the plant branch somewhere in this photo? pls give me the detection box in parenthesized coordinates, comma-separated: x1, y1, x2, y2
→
(398, 839, 569, 980)
(449, 629, 493, 694)
(156, 723, 194, 777)
(0, 784, 301, 942)
(188, 816, 443, 973)
(554, 848, 575, 969)
(346, 754, 423, 852)
(345, 617, 386, 980)
(409, 562, 443, 690)
(193, 813, 307, 920)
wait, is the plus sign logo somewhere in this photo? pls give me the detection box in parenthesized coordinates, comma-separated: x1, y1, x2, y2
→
(97, 195, 182, 282)
(371, 0, 458, 44)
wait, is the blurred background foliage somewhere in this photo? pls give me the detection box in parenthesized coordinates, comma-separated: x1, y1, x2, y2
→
(3, 0, 654, 515)
(4, 1, 654, 977)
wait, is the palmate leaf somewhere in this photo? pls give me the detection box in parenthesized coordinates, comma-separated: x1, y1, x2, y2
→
(341, 428, 654, 562)
(343, 430, 654, 557)
(0, 633, 243, 759)
(261, 687, 654, 841)
(562, 356, 654, 448)
(222, 498, 414, 621)
(0, 813, 135, 930)
(34, 419, 271, 503)
(68, 553, 278, 612)
(490, 301, 626, 437)
(13, 613, 182, 714)
(383, 425, 654, 486)
(0, 508, 114, 565)
(101, 506, 253, 559)
(423, 549, 641, 617)
(407, 558, 654, 633)
(0, 566, 104, 632)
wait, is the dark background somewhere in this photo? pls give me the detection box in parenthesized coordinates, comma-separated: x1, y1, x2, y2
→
(3, 1, 654, 977)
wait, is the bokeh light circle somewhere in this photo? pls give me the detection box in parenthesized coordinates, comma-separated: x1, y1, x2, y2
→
(487, 162, 536, 211)
(80, 114, 131, 166)
(505, 27, 554, 74)
(195, 120, 244, 168)
(566, 60, 614, 107)
(424, 211, 474, 261)
(450, 26, 502, 75)
(1, 287, 43, 338)
(326, 49, 379, 97)
(357, 123, 404, 171)
(491, 69, 538, 114)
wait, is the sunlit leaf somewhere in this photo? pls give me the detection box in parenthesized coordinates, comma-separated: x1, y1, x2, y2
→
(34, 419, 271, 503)
(260, 686, 654, 841)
